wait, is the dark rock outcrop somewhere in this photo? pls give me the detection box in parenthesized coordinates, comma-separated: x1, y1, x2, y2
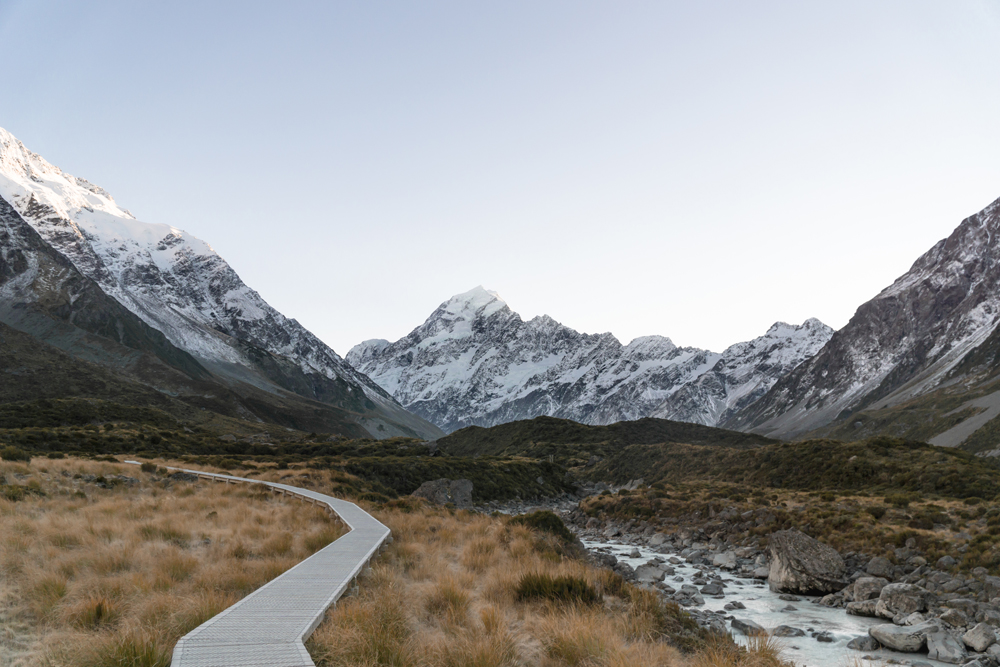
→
(411, 478, 474, 508)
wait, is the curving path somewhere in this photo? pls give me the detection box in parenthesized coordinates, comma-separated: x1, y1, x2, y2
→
(125, 463, 391, 667)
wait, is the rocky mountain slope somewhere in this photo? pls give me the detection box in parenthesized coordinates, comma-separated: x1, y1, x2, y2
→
(652, 319, 833, 426)
(0, 127, 441, 440)
(726, 195, 1000, 443)
(347, 287, 829, 433)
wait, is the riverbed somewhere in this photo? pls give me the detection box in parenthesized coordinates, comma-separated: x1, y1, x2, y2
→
(587, 540, 950, 667)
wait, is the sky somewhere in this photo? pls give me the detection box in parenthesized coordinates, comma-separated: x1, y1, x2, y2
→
(1, 1, 999, 355)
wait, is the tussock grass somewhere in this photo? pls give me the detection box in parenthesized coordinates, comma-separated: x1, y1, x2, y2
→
(0, 456, 345, 666)
(307, 505, 790, 667)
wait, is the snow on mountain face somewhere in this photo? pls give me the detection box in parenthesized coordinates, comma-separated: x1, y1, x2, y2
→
(652, 318, 834, 426)
(347, 286, 727, 432)
(0, 126, 440, 439)
(726, 196, 1000, 438)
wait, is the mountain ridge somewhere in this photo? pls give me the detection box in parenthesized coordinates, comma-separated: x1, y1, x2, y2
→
(348, 286, 830, 433)
(0, 126, 442, 440)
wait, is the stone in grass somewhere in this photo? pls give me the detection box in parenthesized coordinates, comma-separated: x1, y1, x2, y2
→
(731, 618, 767, 636)
(925, 631, 967, 664)
(963, 622, 998, 652)
(410, 478, 473, 508)
(772, 625, 805, 637)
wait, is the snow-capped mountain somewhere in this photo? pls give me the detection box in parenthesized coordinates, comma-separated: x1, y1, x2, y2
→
(650, 319, 833, 426)
(347, 286, 830, 433)
(0, 127, 441, 440)
(726, 195, 1000, 439)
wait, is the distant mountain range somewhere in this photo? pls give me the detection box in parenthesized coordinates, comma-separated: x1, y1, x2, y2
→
(0, 126, 442, 440)
(347, 287, 831, 432)
(349, 196, 1000, 452)
(5, 124, 1000, 452)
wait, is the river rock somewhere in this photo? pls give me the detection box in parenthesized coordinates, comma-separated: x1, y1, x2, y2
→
(963, 623, 997, 652)
(753, 566, 770, 579)
(767, 529, 846, 594)
(815, 631, 835, 642)
(732, 618, 766, 636)
(846, 600, 878, 617)
(700, 583, 724, 596)
(712, 551, 737, 569)
(875, 583, 929, 620)
(868, 620, 940, 652)
(847, 635, 880, 651)
(866, 556, 894, 578)
(634, 565, 666, 583)
(724, 601, 746, 610)
(773, 625, 805, 637)
(869, 623, 923, 652)
(940, 608, 968, 627)
(926, 631, 967, 664)
(411, 478, 473, 508)
(853, 576, 889, 601)
(649, 533, 668, 547)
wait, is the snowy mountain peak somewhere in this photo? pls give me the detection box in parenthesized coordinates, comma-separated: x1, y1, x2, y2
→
(651, 317, 833, 427)
(441, 286, 507, 319)
(0, 125, 442, 440)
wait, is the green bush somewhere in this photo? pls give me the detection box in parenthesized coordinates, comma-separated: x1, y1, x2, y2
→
(0, 446, 31, 462)
(866, 505, 888, 520)
(509, 510, 576, 545)
(515, 572, 600, 605)
(140, 462, 157, 473)
(884, 493, 912, 508)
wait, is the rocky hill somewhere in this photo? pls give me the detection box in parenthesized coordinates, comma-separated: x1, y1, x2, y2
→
(725, 195, 1000, 445)
(0, 127, 441, 440)
(348, 286, 829, 433)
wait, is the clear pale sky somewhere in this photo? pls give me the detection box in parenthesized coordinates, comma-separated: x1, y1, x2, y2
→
(1, 1, 999, 355)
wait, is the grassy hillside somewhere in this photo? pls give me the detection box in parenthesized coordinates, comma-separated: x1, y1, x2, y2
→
(438, 415, 776, 465)
(589, 436, 1000, 500)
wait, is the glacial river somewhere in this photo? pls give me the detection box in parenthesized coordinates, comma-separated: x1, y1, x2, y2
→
(587, 540, 950, 667)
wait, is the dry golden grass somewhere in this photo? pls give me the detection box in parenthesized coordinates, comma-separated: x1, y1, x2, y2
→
(0, 457, 345, 667)
(307, 505, 791, 667)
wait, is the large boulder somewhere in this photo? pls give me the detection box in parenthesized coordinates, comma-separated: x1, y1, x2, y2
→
(852, 576, 889, 601)
(875, 583, 930, 620)
(866, 556, 894, 578)
(964, 623, 998, 652)
(767, 529, 847, 594)
(411, 478, 473, 508)
(868, 620, 940, 652)
(926, 631, 968, 664)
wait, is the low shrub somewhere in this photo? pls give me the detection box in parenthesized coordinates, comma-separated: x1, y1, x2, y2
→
(509, 510, 576, 545)
(515, 572, 601, 605)
(140, 462, 157, 473)
(0, 445, 31, 462)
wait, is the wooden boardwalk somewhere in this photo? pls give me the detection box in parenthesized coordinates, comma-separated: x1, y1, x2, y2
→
(126, 464, 391, 667)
